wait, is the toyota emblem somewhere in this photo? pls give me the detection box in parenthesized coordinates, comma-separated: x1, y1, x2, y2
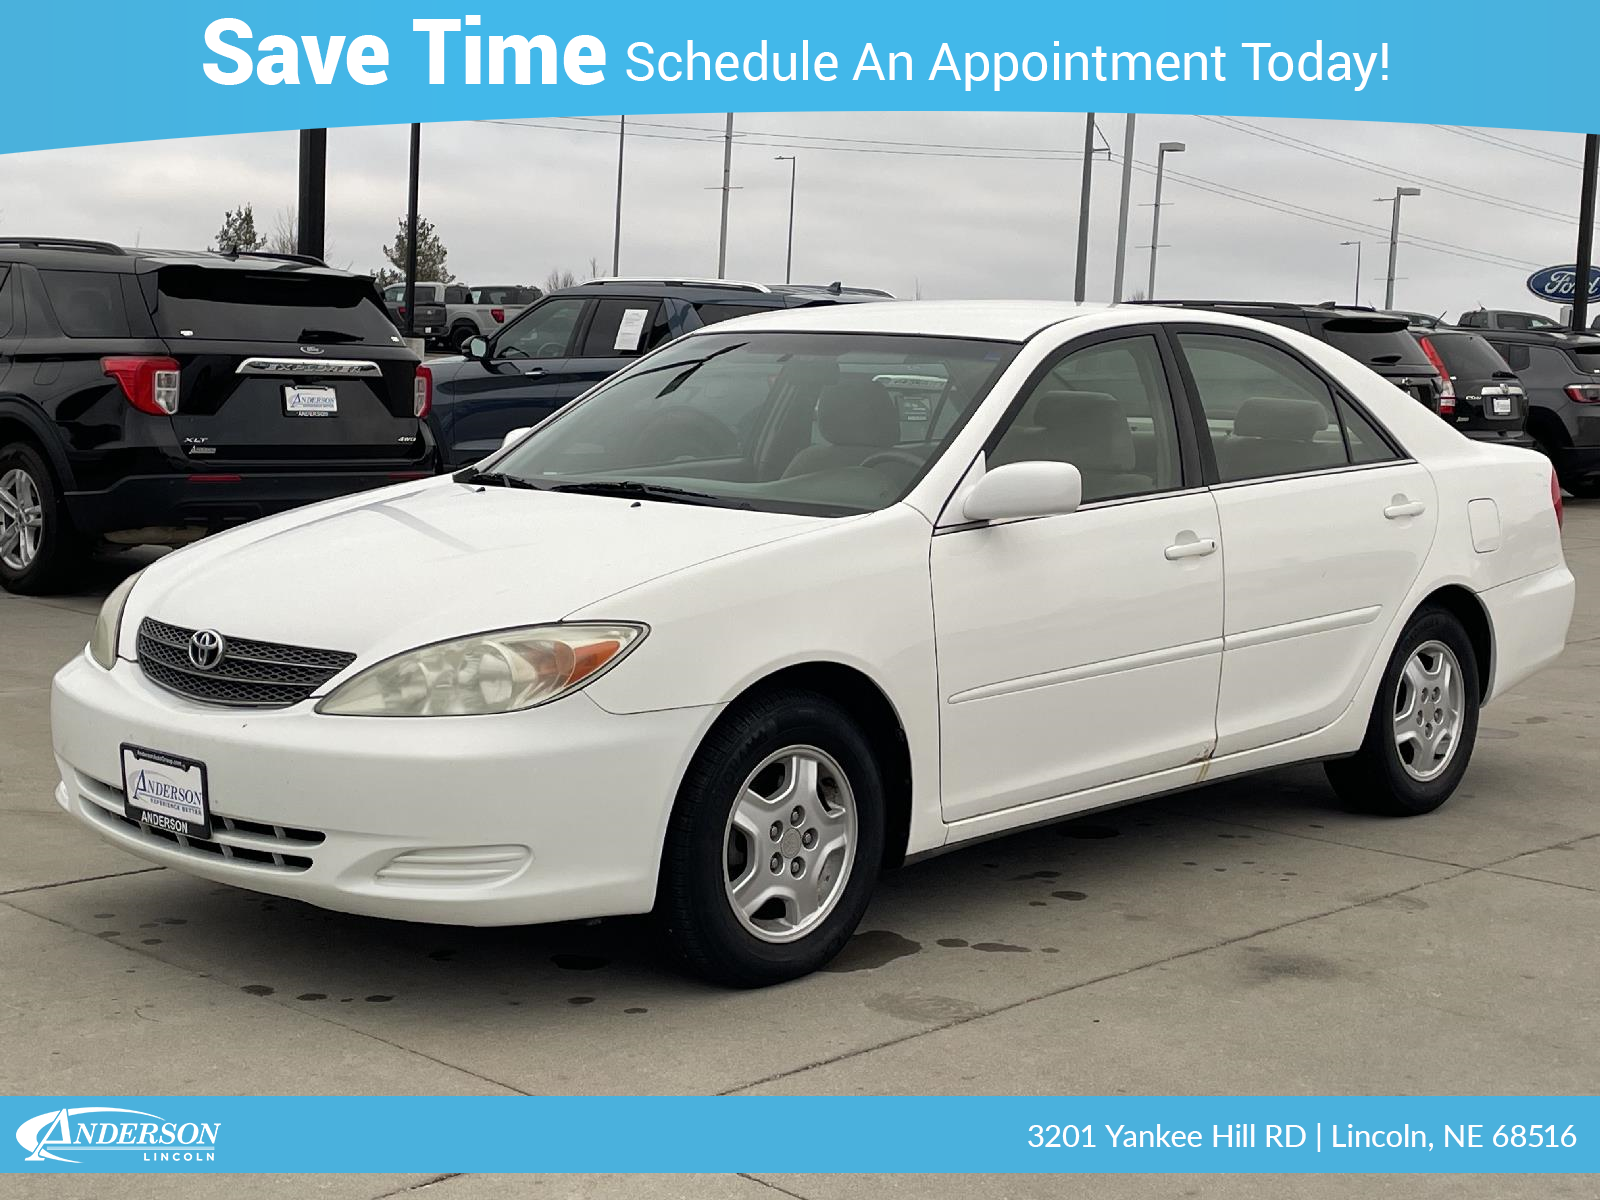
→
(187, 629, 227, 671)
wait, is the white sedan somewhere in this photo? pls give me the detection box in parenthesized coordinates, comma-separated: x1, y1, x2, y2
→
(51, 302, 1574, 986)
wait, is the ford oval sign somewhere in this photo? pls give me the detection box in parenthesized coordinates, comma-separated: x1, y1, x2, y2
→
(1526, 264, 1600, 304)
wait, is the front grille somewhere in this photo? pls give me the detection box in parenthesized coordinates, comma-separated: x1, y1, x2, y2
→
(76, 772, 323, 872)
(136, 618, 356, 709)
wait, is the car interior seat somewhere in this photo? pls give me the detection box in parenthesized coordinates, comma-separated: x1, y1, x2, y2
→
(782, 377, 901, 476)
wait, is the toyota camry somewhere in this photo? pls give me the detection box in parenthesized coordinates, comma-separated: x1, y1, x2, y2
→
(51, 302, 1574, 986)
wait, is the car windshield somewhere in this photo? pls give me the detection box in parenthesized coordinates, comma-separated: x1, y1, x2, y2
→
(486, 331, 1020, 516)
(1318, 319, 1431, 369)
(152, 268, 398, 344)
(1428, 333, 1513, 378)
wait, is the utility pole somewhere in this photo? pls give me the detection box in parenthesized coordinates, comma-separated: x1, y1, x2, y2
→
(611, 116, 626, 276)
(1073, 113, 1096, 302)
(403, 123, 420, 340)
(716, 113, 734, 278)
(1146, 141, 1185, 298)
(1111, 114, 1136, 303)
(1378, 186, 1421, 310)
(1573, 134, 1599, 331)
(775, 155, 797, 284)
(296, 129, 327, 261)
(1341, 240, 1363, 307)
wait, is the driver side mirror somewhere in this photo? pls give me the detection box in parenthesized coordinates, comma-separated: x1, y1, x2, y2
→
(961, 461, 1083, 523)
(499, 427, 533, 452)
(467, 336, 489, 360)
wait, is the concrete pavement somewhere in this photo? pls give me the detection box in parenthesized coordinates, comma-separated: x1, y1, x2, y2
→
(3, 505, 1597, 1198)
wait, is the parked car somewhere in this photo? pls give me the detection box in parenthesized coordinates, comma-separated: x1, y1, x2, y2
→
(54, 301, 1572, 985)
(0, 237, 432, 594)
(382, 282, 532, 352)
(1408, 328, 1535, 448)
(424, 277, 889, 469)
(1132, 301, 1447, 415)
(1456, 309, 1567, 332)
(1477, 328, 1600, 496)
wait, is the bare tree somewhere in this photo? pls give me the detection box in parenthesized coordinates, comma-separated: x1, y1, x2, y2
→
(544, 267, 579, 291)
(913, 277, 925, 301)
(263, 206, 298, 255)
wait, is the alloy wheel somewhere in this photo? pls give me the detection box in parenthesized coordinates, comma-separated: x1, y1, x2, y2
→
(0, 467, 43, 571)
(1392, 639, 1465, 782)
(722, 745, 858, 944)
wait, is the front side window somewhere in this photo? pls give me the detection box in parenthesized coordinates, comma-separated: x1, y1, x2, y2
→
(494, 298, 587, 359)
(988, 335, 1183, 503)
(1178, 332, 1395, 482)
(488, 331, 1018, 515)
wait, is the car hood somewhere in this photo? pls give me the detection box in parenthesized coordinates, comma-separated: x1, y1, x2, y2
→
(125, 479, 822, 662)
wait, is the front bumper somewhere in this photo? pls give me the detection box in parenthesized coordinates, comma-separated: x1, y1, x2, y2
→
(64, 467, 438, 536)
(51, 653, 716, 926)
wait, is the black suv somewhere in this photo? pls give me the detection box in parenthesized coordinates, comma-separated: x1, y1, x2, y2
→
(0, 238, 431, 594)
(1134, 301, 1447, 415)
(424, 277, 888, 469)
(1476, 328, 1600, 496)
(1408, 327, 1534, 448)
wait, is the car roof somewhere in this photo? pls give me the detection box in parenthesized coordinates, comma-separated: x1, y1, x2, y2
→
(1471, 326, 1600, 346)
(0, 237, 361, 278)
(679, 299, 1188, 341)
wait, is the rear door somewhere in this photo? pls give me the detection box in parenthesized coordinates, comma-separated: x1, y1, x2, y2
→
(146, 265, 426, 469)
(563, 297, 676, 397)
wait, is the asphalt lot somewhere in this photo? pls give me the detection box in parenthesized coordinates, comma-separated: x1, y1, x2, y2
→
(3, 504, 1598, 1200)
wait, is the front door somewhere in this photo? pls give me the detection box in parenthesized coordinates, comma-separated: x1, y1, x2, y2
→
(931, 332, 1225, 823)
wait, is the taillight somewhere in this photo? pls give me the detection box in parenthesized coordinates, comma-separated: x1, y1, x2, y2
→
(414, 364, 433, 419)
(102, 356, 180, 415)
(491, 307, 506, 324)
(1552, 469, 1564, 530)
(1564, 384, 1600, 404)
(1416, 337, 1457, 418)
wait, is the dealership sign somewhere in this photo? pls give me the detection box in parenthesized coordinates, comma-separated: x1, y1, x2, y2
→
(1526, 264, 1600, 304)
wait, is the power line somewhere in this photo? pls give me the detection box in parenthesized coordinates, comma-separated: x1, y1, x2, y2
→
(1197, 115, 1575, 224)
(1429, 125, 1582, 168)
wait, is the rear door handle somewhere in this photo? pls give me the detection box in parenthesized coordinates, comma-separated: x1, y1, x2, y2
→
(1384, 499, 1426, 519)
(1164, 537, 1217, 561)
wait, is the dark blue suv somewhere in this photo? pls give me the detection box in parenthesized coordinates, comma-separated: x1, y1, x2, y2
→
(423, 278, 890, 468)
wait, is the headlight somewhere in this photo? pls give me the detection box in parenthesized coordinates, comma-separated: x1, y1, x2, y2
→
(88, 570, 144, 670)
(315, 623, 647, 717)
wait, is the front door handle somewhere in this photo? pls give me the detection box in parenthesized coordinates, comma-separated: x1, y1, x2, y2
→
(1164, 536, 1218, 561)
(523, 366, 546, 377)
(1384, 498, 1426, 519)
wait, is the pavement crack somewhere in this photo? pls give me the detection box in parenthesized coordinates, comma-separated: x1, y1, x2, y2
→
(0, 865, 165, 896)
(739, 1176, 815, 1199)
(372, 1174, 466, 1199)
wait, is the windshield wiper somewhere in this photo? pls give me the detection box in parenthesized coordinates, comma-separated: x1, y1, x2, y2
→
(549, 480, 750, 508)
(462, 470, 542, 490)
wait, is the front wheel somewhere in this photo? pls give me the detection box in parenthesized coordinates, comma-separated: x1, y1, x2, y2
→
(1324, 605, 1480, 816)
(656, 689, 885, 987)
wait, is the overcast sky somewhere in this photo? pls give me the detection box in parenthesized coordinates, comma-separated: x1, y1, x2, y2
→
(0, 112, 1586, 319)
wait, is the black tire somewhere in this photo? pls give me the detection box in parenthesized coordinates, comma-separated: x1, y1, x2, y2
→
(449, 323, 478, 354)
(1564, 479, 1600, 500)
(1324, 605, 1481, 816)
(656, 688, 886, 988)
(0, 441, 87, 596)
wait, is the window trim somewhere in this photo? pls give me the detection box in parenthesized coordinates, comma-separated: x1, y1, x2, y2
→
(1163, 322, 1411, 486)
(976, 327, 1202, 499)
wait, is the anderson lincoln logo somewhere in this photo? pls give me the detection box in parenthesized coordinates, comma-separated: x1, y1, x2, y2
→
(17, 1108, 220, 1164)
(127, 770, 205, 823)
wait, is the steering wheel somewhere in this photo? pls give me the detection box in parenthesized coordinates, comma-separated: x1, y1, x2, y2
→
(628, 407, 740, 462)
(860, 449, 926, 472)
(536, 342, 566, 358)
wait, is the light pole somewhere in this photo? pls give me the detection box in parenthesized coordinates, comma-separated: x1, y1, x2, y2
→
(1146, 141, 1185, 299)
(774, 155, 797, 285)
(611, 116, 625, 275)
(1376, 186, 1421, 310)
(1111, 114, 1136, 303)
(1340, 240, 1363, 307)
(716, 113, 734, 278)
(1073, 113, 1096, 302)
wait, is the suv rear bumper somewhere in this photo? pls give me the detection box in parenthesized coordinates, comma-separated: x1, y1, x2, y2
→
(1554, 444, 1600, 484)
(64, 469, 437, 536)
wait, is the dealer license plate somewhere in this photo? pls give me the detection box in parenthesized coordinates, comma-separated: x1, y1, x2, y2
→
(285, 385, 338, 417)
(1491, 396, 1513, 416)
(121, 745, 212, 839)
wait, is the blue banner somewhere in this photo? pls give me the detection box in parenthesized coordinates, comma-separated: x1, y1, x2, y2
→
(7, 1097, 1596, 1172)
(7, 1, 1600, 154)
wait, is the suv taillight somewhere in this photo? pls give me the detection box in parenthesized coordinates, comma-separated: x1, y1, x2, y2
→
(1553, 469, 1564, 530)
(1565, 384, 1600, 404)
(1416, 337, 1456, 418)
(102, 356, 180, 415)
(414, 365, 433, 419)
(491, 307, 506, 324)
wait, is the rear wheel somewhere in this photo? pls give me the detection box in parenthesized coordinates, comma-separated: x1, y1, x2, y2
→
(656, 688, 885, 987)
(0, 441, 86, 595)
(1324, 606, 1480, 816)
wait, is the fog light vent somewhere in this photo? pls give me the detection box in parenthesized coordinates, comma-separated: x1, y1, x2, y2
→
(374, 845, 531, 887)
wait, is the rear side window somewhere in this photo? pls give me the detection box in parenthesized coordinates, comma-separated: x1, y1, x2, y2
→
(1177, 332, 1396, 483)
(1490, 340, 1531, 372)
(695, 303, 772, 327)
(444, 286, 473, 305)
(0, 269, 13, 339)
(40, 270, 131, 337)
(149, 268, 398, 344)
(579, 299, 671, 357)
